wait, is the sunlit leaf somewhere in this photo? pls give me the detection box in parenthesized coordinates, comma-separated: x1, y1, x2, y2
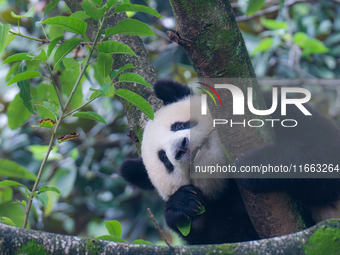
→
(11, 7, 35, 19)
(7, 71, 41, 86)
(118, 73, 151, 88)
(73, 111, 107, 124)
(105, 19, 154, 37)
(105, 220, 122, 237)
(0, 24, 12, 55)
(45, 0, 60, 15)
(5, 33, 17, 48)
(0, 217, 16, 226)
(251, 37, 273, 56)
(54, 37, 82, 67)
(260, 18, 287, 30)
(115, 89, 154, 119)
(177, 219, 191, 236)
(96, 41, 136, 56)
(293, 32, 328, 54)
(40, 16, 87, 35)
(114, 4, 162, 18)
(0, 160, 36, 180)
(246, 0, 265, 16)
(27, 145, 61, 161)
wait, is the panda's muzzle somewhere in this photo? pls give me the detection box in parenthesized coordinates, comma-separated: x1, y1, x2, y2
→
(175, 137, 189, 160)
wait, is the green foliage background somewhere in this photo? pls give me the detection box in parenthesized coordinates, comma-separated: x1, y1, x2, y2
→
(0, 0, 340, 245)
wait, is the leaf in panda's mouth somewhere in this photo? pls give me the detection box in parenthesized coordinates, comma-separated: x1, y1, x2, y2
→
(177, 219, 191, 236)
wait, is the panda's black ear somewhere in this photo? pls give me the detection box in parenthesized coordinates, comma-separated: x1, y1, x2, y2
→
(119, 158, 154, 190)
(154, 80, 191, 105)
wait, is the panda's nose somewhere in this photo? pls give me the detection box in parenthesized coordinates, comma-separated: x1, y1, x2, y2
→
(175, 137, 189, 160)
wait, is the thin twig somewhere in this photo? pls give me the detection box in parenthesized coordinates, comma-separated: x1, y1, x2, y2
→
(147, 208, 172, 249)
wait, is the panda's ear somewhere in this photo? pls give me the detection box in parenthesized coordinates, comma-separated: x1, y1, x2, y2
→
(154, 80, 191, 105)
(119, 158, 154, 190)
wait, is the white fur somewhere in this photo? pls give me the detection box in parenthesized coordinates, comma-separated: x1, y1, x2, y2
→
(141, 96, 226, 201)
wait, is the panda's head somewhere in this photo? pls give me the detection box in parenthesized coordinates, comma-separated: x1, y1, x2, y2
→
(120, 80, 226, 200)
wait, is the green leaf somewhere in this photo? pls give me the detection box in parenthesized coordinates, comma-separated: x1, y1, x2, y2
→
(28, 145, 61, 161)
(17, 64, 34, 114)
(0, 180, 27, 188)
(177, 219, 191, 236)
(105, 19, 154, 37)
(0, 216, 16, 226)
(0, 159, 36, 180)
(2, 53, 36, 65)
(45, 0, 60, 15)
(40, 16, 87, 35)
(111, 63, 134, 78)
(47, 36, 63, 56)
(104, 220, 122, 237)
(196, 205, 205, 215)
(37, 118, 56, 128)
(38, 186, 61, 194)
(11, 7, 35, 19)
(33, 98, 59, 121)
(37, 49, 48, 61)
(0, 24, 11, 56)
(70, 11, 91, 20)
(115, 4, 162, 18)
(260, 18, 287, 30)
(246, 0, 265, 16)
(54, 37, 82, 67)
(5, 33, 17, 48)
(96, 53, 113, 82)
(118, 73, 151, 88)
(7, 71, 41, 86)
(96, 41, 136, 56)
(96, 235, 127, 243)
(92, 0, 103, 6)
(7, 94, 31, 129)
(251, 37, 273, 56)
(107, 0, 121, 8)
(115, 89, 154, 119)
(81, 0, 107, 20)
(293, 32, 328, 54)
(37, 192, 49, 206)
(73, 111, 107, 124)
(63, 57, 79, 71)
(131, 239, 153, 245)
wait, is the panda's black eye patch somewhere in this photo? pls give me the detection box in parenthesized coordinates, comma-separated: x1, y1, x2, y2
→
(171, 121, 196, 132)
(158, 150, 174, 173)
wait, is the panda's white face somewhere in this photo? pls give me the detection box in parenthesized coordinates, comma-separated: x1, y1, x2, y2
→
(141, 96, 226, 200)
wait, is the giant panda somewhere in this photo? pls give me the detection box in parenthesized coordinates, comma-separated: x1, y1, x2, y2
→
(120, 80, 340, 245)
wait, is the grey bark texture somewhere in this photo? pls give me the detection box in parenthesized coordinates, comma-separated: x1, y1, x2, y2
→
(0, 219, 339, 254)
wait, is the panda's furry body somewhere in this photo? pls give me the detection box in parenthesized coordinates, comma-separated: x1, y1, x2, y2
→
(120, 80, 340, 244)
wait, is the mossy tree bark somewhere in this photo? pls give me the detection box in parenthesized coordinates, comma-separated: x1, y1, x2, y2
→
(0, 220, 339, 254)
(168, 0, 306, 238)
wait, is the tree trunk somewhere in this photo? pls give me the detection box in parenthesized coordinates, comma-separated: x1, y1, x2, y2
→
(168, 0, 306, 238)
(0, 220, 339, 254)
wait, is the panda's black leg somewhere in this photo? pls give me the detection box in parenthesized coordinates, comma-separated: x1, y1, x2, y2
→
(165, 185, 205, 233)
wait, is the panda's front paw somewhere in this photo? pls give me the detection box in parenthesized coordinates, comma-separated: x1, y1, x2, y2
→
(165, 185, 204, 231)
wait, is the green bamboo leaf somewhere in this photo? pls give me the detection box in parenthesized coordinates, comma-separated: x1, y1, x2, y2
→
(40, 16, 87, 35)
(2, 53, 36, 65)
(7, 94, 31, 129)
(38, 186, 61, 194)
(114, 4, 162, 18)
(96, 41, 136, 56)
(7, 71, 41, 86)
(11, 7, 35, 19)
(111, 63, 134, 78)
(47, 36, 63, 56)
(115, 89, 154, 119)
(0, 217, 16, 227)
(17, 64, 34, 114)
(105, 220, 122, 237)
(105, 19, 154, 37)
(118, 73, 151, 88)
(0, 24, 11, 56)
(96, 235, 127, 243)
(177, 219, 191, 236)
(70, 11, 91, 20)
(0, 159, 36, 180)
(81, 0, 107, 20)
(96, 53, 113, 81)
(260, 18, 287, 30)
(131, 239, 153, 245)
(247, 0, 265, 16)
(54, 37, 82, 67)
(73, 111, 107, 124)
(45, 0, 60, 15)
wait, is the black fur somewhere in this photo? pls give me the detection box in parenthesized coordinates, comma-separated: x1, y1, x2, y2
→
(154, 80, 191, 105)
(119, 158, 154, 190)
